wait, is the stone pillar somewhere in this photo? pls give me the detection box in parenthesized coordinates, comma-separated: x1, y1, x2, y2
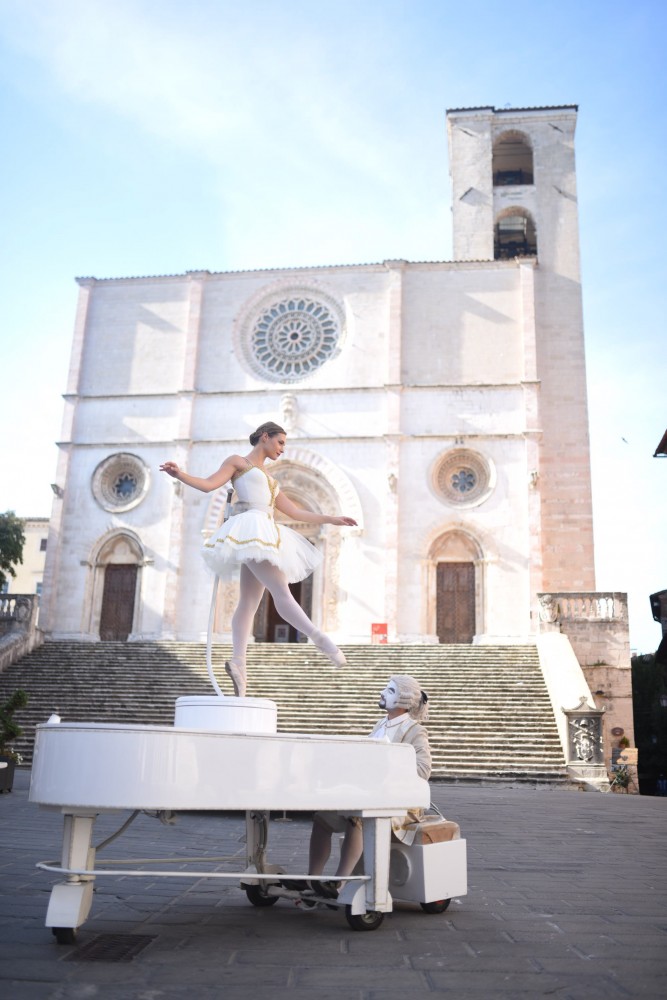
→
(520, 261, 543, 621)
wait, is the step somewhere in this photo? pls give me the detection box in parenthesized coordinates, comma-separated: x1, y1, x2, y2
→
(0, 640, 568, 785)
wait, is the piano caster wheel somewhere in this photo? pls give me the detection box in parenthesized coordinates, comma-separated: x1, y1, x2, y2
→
(245, 884, 279, 907)
(420, 899, 451, 914)
(344, 906, 384, 932)
(52, 927, 77, 945)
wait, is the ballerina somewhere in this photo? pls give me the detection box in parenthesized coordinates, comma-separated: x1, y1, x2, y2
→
(160, 421, 357, 697)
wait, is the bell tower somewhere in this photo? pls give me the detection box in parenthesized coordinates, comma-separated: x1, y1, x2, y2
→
(447, 104, 580, 273)
(446, 104, 595, 592)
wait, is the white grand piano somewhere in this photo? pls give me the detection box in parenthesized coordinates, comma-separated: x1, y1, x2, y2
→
(30, 695, 466, 939)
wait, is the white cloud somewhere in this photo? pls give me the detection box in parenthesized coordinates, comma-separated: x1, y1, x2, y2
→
(0, 0, 410, 186)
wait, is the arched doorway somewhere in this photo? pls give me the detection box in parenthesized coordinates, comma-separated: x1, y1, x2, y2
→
(91, 532, 144, 641)
(430, 530, 482, 644)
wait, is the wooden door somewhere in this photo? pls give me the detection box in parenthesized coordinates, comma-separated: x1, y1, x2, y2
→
(99, 565, 137, 641)
(436, 562, 475, 644)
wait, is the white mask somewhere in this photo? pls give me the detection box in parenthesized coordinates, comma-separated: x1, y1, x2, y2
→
(378, 682, 400, 711)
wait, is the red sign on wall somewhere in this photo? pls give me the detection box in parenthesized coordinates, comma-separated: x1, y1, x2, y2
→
(371, 623, 388, 645)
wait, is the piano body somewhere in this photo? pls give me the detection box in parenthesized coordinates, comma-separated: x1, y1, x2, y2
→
(30, 704, 466, 937)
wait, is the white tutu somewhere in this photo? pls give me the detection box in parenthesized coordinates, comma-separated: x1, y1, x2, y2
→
(201, 463, 322, 584)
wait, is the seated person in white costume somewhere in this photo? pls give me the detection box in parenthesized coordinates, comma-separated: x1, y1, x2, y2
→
(307, 674, 431, 898)
(160, 421, 357, 698)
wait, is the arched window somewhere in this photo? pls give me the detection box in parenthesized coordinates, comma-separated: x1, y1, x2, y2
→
(492, 131, 534, 186)
(494, 209, 537, 260)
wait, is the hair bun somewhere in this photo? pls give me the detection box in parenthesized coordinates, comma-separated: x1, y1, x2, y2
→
(249, 421, 286, 446)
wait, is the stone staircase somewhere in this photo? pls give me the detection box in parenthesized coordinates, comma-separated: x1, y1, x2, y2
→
(0, 641, 568, 783)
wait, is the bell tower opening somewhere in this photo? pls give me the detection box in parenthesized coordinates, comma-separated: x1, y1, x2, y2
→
(494, 208, 537, 259)
(492, 130, 534, 186)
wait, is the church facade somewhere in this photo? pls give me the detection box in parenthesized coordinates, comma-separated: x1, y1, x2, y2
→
(41, 105, 596, 646)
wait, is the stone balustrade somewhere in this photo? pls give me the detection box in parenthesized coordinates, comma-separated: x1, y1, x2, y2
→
(538, 592, 627, 626)
(0, 594, 42, 674)
(537, 592, 630, 668)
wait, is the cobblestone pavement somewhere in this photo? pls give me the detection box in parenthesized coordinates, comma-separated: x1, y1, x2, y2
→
(1, 768, 666, 999)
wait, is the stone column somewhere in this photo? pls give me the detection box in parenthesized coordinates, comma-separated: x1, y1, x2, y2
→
(520, 260, 544, 627)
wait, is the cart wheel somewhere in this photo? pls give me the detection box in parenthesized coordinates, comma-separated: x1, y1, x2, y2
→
(52, 927, 77, 945)
(244, 884, 279, 907)
(345, 906, 384, 931)
(420, 898, 451, 914)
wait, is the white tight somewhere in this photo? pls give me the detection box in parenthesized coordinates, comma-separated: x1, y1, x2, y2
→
(230, 561, 337, 667)
(309, 817, 364, 878)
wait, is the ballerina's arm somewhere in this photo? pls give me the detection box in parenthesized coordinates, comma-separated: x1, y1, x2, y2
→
(159, 456, 245, 493)
(274, 491, 357, 527)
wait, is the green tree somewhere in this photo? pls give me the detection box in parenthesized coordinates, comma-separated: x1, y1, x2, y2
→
(0, 511, 25, 590)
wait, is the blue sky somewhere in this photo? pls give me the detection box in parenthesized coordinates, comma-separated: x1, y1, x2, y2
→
(1, 0, 665, 652)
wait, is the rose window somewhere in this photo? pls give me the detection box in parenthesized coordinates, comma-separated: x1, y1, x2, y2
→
(92, 454, 150, 513)
(112, 473, 138, 500)
(433, 449, 494, 508)
(451, 468, 477, 494)
(244, 294, 342, 383)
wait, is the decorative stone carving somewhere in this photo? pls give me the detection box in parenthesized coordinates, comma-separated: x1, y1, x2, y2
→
(217, 580, 239, 632)
(324, 528, 342, 632)
(538, 593, 560, 624)
(281, 393, 299, 432)
(563, 697, 605, 766)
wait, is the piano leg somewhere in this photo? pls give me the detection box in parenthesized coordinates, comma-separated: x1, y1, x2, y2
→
(360, 816, 392, 913)
(46, 812, 97, 942)
(245, 810, 269, 871)
(244, 811, 284, 878)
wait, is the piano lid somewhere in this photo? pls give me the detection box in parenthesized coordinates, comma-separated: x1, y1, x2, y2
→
(29, 723, 430, 814)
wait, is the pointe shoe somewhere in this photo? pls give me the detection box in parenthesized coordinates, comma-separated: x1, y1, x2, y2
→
(225, 661, 247, 697)
(313, 638, 346, 669)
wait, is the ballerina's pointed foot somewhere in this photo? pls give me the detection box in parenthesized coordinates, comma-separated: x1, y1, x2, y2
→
(328, 648, 347, 669)
(225, 661, 247, 697)
(312, 638, 346, 669)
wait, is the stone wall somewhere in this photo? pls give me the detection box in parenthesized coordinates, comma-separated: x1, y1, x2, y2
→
(538, 592, 636, 786)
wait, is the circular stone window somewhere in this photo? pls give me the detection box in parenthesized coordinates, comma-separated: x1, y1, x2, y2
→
(241, 290, 343, 383)
(91, 453, 150, 513)
(433, 449, 495, 508)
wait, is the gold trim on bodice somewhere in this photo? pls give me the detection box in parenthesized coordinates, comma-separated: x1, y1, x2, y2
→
(231, 460, 279, 508)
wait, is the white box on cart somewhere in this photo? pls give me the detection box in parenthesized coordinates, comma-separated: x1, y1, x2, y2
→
(389, 837, 467, 904)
